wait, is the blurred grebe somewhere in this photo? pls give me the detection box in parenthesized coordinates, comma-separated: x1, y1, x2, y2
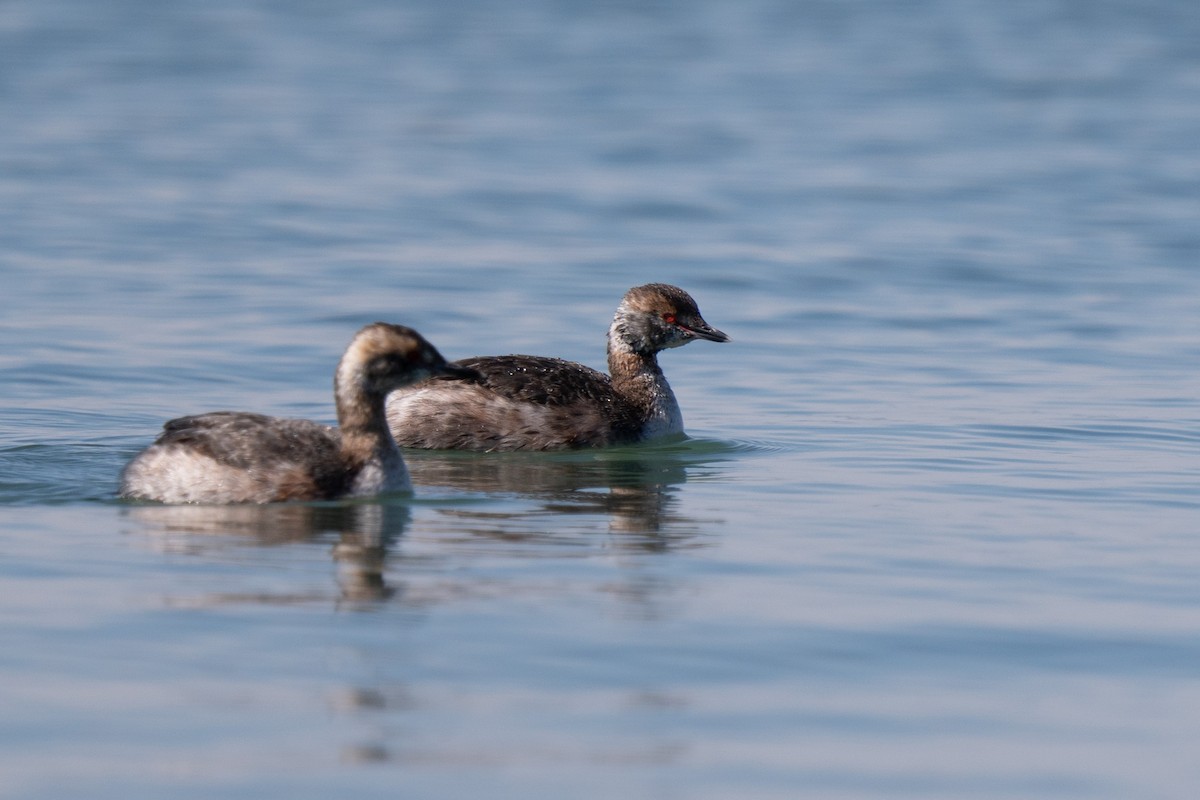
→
(386, 283, 728, 451)
(119, 323, 476, 504)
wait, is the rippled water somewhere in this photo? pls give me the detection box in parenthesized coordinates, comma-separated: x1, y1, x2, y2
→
(3, 0, 1200, 797)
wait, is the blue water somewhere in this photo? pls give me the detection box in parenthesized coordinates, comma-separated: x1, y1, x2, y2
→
(3, 0, 1200, 797)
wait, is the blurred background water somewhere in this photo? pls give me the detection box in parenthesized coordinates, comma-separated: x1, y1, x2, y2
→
(2, 0, 1200, 797)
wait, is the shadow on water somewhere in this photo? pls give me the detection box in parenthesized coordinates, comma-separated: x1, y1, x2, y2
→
(120, 501, 412, 607)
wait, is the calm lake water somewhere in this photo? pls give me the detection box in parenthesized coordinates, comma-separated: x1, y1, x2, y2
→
(3, 0, 1200, 797)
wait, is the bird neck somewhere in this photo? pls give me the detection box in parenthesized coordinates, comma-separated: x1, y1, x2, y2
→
(607, 328, 680, 433)
(335, 381, 397, 468)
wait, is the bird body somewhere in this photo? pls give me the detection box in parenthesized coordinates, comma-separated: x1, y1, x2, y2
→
(120, 323, 473, 504)
(387, 284, 728, 451)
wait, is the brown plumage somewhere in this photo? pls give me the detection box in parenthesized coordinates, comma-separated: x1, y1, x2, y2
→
(119, 323, 476, 504)
(386, 284, 729, 451)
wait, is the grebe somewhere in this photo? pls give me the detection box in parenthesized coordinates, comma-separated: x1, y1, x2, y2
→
(386, 283, 728, 451)
(119, 323, 476, 504)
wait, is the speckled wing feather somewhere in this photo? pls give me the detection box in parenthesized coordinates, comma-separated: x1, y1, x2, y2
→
(452, 355, 619, 406)
(389, 354, 645, 450)
(156, 412, 341, 470)
(457, 355, 644, 439)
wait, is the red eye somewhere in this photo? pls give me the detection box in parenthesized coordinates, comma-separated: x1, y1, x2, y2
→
(663, 313, 677, 324)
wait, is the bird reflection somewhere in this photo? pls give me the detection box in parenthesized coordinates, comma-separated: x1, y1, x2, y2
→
(120, 501, 410, 606)
(118, 442, 731, 614)
(403, 443, 718, 552)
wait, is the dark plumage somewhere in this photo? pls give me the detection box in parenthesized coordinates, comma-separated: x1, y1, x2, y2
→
(119, 323, 475, 504)
(148, 413, 349, 499)
(386, 284, 728, 451)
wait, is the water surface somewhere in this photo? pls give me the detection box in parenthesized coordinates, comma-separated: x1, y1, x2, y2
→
(3, 1, 1200, 798)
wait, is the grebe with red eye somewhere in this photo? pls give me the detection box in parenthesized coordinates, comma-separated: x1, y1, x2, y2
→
(386, 283, 729, 451)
